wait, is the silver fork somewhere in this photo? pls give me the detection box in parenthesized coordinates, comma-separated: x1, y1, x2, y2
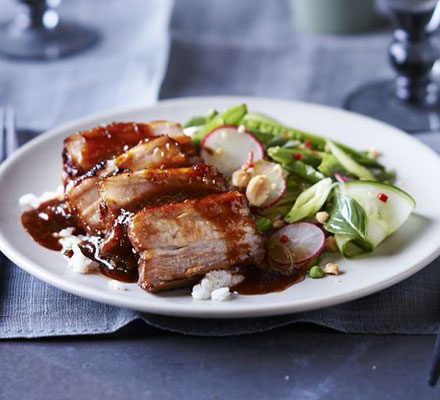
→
(0, 107, 17, 264)
(0, 106, 17, 163)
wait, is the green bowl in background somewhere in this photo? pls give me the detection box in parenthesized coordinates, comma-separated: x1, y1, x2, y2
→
(291, 0, 383, 34)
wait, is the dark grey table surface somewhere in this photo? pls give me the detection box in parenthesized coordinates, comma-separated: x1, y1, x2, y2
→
(2, 1, 440, 399)
(1, 322, 438, 400)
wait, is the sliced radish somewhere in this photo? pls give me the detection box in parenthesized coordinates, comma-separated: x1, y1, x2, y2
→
(200, 125, 264, 176)
(250, 159, 287, 208)
(267, 222, 325, 268)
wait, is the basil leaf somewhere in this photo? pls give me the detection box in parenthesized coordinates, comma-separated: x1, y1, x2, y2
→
(324, 191, 367, 240)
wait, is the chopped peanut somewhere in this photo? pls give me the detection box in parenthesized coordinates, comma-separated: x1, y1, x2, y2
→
(273, 219, 284, 229)
(324, 263, 340, 275)
(325, 236, 338, 252)
(368, 147, 381, 159)
(246, 174, 271, 206)
(231, 169, 252, 189)
(315, 211, 329, 224)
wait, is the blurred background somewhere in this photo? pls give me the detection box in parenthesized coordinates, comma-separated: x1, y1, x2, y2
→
(0, 0, 407, 132)
(2, 0, 439, 135)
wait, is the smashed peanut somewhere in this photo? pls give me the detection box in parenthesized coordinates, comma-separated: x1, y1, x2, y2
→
(231, 169, 252, 189)
(273, 219, 285, 229)
(315, 211, 329, 224)
(324, 263, 340, 275)
(368, 147, 381, 159)
(246, 174, 271, 206)
(325, 236, 338, 252)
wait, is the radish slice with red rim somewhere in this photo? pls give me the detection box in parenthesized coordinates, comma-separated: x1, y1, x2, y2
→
(267, 222, 325, 267)
(250, 159, 287, 208)
(200, 125, 264, 176)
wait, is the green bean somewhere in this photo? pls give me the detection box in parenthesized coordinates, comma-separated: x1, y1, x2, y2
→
(285, 161, 326, 184)
(339, 145, 385, 170)
(241, 112, 386, 170)
(241, 112, 326, 149)
(267, 146, 321, 168)
(183, 109, 218, 128)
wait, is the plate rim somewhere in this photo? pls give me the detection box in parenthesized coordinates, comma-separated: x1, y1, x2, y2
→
(1, 95, 440, 318)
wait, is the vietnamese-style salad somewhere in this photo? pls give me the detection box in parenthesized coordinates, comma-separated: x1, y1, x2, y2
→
(184, 104, 416, 276)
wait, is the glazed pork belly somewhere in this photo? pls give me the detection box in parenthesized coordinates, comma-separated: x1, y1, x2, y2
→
(95, 164, 225, 272)
(128, 192, 265, 292)
(65, 161, 115, 234)
(100, 164, 226, 228)
(113, 135, 194, 171)
(65, 135, 197, 234)
(62, 121, 185, 183)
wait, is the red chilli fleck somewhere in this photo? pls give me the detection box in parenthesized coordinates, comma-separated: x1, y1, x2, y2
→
(303, 140, 312, 149)
(279, 235, 289, 244)
(377, 193, 389, 203)
(247, 151, 254, 168)
(294, 153, 302, 160)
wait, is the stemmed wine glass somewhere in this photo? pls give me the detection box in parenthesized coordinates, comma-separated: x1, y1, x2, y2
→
(0, 0, 100, 60)
(344, 0, 440, 133)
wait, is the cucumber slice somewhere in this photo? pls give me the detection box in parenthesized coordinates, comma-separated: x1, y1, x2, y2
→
(340, 181, 415, 247)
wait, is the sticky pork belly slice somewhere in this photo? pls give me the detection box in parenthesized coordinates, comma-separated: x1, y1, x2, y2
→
(62, 121, 185, 183)
(65, 135, 197, 234)
(114, 135, 193, 171)
(65, 161, 116, 234)
(128, 192, 265, 293)
(99, 164, 226, 220)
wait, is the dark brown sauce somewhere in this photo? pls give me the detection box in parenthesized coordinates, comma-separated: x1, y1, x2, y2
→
(80, 239, 138, 283)
(234, 266, 305, 295)
(21, 198, 138, 283)
(20, 197, 305, 292)
(21, 198, 81, 251)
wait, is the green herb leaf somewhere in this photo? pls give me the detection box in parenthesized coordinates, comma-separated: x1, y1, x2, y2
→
(324, 191, 368, 240)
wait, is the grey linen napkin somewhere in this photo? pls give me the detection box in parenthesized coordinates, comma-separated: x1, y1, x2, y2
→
(0, 0, 173, 131)
(2, 0, 440, 338)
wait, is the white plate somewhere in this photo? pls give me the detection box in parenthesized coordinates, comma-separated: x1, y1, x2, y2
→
(0, 96, 439, 318)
